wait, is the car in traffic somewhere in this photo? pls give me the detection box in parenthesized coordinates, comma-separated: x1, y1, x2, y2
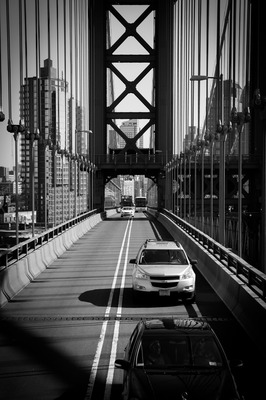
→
(121, 206, 135, 218)
(130, 239, 196, 302)
(115, 317, 244, 400)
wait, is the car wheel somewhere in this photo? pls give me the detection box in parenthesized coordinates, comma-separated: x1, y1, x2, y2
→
(183, 293, 196, 304)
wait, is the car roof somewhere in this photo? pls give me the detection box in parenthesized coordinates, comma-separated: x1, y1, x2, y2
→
(141, 318, 212, 332)
(142, 239, 183, 251)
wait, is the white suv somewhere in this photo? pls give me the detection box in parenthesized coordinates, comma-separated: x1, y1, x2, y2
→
(121, 206, 135, 218)
(130, 239, 197, 302)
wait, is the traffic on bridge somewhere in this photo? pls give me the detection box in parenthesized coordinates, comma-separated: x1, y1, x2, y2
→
(1, 0, 266, 399)
(0, 211, 265, 399)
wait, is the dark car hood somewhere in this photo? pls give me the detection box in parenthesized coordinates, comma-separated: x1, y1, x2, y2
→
(129, 367, 240, 400)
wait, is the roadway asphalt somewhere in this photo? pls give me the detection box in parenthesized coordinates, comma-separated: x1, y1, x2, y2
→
(0, 212, 265, 399)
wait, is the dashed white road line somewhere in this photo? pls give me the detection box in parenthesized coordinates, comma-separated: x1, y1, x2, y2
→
(84, 218, 132, 400)
(103, 218, 133, 400)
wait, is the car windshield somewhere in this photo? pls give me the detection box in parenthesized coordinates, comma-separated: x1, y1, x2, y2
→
(139, 249, 188, 265)
(135, 334, 223, 369)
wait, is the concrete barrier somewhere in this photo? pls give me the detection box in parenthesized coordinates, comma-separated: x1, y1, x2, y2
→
(0, 258, 31, 303)
(0, 211, 116, 308)
(27, 247, 47, 278)
(152, 211, 266, 353)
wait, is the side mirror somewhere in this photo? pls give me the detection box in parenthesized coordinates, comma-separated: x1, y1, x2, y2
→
(190, 259, 197, 266)
(115, 359, 131, 370)
(129, 259, 136, 264)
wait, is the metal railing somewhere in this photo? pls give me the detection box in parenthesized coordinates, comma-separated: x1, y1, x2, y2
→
(0, 209, 101, 271)
(159, 208, 266, 302)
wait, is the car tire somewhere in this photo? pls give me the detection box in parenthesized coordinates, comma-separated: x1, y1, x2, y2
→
(183, 293, 196, 304)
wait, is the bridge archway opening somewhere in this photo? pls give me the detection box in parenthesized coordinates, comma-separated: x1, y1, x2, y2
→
(104, 173, 159, 210)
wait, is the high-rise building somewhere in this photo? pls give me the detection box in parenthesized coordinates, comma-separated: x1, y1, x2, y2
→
(117, 119, 143, 149)
(20, 58, 86, 227)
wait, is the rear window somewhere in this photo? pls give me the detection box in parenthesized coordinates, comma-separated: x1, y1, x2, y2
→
(135, 334, 223, 368)
(139, 249, 188, 265)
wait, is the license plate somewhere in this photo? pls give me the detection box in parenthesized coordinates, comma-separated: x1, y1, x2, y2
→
(159, 290, 170, 296)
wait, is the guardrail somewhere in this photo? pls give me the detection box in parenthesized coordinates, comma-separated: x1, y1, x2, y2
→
(159, 208, 266, 302)
(0, 209, 101, 271)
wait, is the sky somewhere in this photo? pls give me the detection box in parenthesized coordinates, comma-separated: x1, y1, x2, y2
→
(0, 1, 154, 169)
(0, 0, 245, 168)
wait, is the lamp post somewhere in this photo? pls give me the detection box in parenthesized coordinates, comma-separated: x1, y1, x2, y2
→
(190, 74, 226, 242)
(197, 138, 205, 232)
(76, 130, 93, 211)
(25, 129, 40, 237)
(205, 131, 215, 238)
(179, 153, 183, 217)
(39, 136, 53, 230)
(183, 152, 187, 220)
(192, 144, 197, 226)
(187, 147, 192, 223)
(231, 107, 251, 257)
(7, 119, 25, 245)
(176, 155, 180, 216)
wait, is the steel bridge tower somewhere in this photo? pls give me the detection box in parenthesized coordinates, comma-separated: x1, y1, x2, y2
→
(89, 0, 174, 210)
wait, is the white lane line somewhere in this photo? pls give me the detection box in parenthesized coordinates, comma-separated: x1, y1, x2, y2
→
(84, 219, 131, 400)
(103, 219, 133, 400)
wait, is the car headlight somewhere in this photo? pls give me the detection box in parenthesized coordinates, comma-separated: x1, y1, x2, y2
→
(181, 267, 194, 280)
(135, 268, 148, 280)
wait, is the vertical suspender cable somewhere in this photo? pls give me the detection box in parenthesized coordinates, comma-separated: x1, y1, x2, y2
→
(54, 0, 62, 225)
(6, 0, 19, 241)
(64, 0, 67, 151)
(69, 0, 76, 217)
(245, 0, 251, 102)
(232, 0, 236, 111)
(197, 0, 201, 140)
(0, 8, 2, 114)
(47, 0, 51, 143)
(237, 0, 243, 257)
(6, 0, 12, 120)
(228, 0, 232, 111)
(33, 0, 40, 235)
(56, 0, 60, 147)
(184, 0, 189, 219)
(205, 0, 209, 135)
(19, 0, 23, 92)
(216, 0, 220, 120)
(24, 0, 28, 89)
(191, 0, 195, 129)
(173, 3, 176, 154)
(45, 0, 51, 229)
(75, 0, 80, 216)
(179, 0, 183, 156)
(23, 0, 28, 222)
(176, 2, 180, 153)
(63, 0, 70, 219)
(61, 0, 67, 223)
(35, 0, 40, 130)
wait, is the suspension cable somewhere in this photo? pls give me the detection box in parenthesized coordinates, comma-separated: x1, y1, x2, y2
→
(47, 0, 51, 141)
(0, 5, 3, 112)
(6, 0, 12, 120)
